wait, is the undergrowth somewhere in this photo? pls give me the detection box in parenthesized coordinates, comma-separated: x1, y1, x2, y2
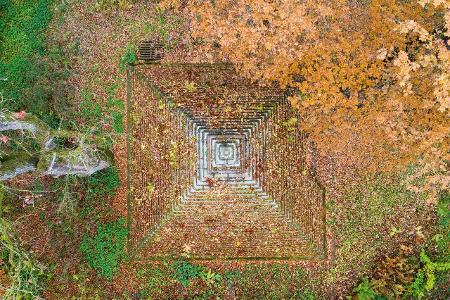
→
(86, 166, 120, 199)
(79, 218, 128, 280)
(171, 260, 205, 287)
(0, 0, 57, 125)
(406, 250, 450, 299)
(350, 191, 450, 300)
(0, 217, 48, 300)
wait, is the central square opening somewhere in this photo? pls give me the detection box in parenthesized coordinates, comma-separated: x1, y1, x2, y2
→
(209, 136, 244, 172)
(216, 142, 238, 165)
(218, 143, 234, 160)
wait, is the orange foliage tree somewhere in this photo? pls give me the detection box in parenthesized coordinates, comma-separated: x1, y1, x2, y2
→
(163, 0, 449, 202)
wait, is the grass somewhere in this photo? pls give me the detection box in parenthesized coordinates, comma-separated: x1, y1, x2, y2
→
(171, 260, 204, 287)
(234, 264, 314, 299)
(118, 43, 137, 72)
(79, 218, 128, 280)
(0, 3, 57, 295)
(434, 192, 449, 257)
(136, 266, 167, 297)
(132, 262, 316, 299)
(0, 0, 55, 122)
(54, 167, 122, 282)
(79, 48, 128, 137)
(325, 175, 422, 284)
(128, 9, 184, 50)
(92, 0, 135, 11)
(428, 192, 450, 298)
(86, 166, 120, 199)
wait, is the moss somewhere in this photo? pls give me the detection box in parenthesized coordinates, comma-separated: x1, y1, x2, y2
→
(1, 111, 51, 146)
(0, 151, 37, 178)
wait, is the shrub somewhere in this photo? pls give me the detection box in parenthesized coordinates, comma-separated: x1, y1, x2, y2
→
(171, 261, 204, 287)
(364, 240, 425, 299)
(353, 277, 378, 300)
(406, 250, 450, 299)
(118, 43, 137, 72)
(79, 218, 128, 280)
(351, 248, 450, 300)
(86, 166, 120, 199)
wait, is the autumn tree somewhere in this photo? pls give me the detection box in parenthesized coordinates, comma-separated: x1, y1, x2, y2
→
(162, 0, 449, 202)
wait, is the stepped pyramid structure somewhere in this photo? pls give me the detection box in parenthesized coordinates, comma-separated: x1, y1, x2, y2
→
(126, 63, 326, 260)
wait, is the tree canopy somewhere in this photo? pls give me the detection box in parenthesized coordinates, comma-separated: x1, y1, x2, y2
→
(163, 0, 450, 202)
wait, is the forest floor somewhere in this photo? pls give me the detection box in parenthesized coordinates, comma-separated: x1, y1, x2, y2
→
(1, 1, 448, 299)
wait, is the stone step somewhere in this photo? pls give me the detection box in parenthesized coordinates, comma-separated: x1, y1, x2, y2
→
(178, 196, 276, 205)
(182, 188, 271, 200)
(182, 195, 272, 203)
(140, 201, 318, 258)
(190, 181, 263, 190)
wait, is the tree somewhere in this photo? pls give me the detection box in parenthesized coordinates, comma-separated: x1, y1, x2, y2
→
(169, 0, 449, 202)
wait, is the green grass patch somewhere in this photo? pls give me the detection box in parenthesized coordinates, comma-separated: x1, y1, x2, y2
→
(86, 166, 120, 199)
(0, 0, 56, 122)
(118, 43, 137, 72)
(171, 260, 204, 287)
(80, 218, 128, 280)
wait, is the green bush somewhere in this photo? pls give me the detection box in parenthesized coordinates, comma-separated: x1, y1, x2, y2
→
(171, 261, 204, 287)
(86, 166, 120, 199)
(118, 43, 137, 72)
(353, 277, 379, 300)
(406, 250, 450, 299)
(79, 218, 128, 280)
